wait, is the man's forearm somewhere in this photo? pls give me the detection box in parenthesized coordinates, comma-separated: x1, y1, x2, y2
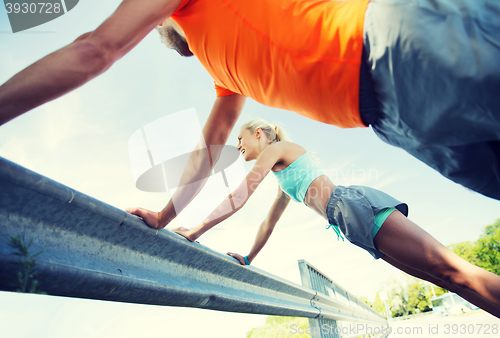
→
(158, 144, 243, 227)
(157, 94, 247, 227)
(0, 37, 112, 126)
(158, 145, 215, 227)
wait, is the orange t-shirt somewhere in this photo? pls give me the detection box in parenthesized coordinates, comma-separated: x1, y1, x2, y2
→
(171, 0, 369, 128)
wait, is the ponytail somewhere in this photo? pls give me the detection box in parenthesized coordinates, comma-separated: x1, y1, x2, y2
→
(241, 118, 290, 144)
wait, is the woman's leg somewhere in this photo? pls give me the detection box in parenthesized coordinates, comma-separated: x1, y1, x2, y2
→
(373, 210, 500, 318)
(381, 255, 500, 317)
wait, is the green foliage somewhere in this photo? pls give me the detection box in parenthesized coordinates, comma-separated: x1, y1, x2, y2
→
(449, 219, 500, 276)
(246, 316, 311, 338)
(9, 235, 45, 294)
(362, 278, 411, 318)
(386, 278, 409, 317)
(448, 241, 480, 266)
(366, 278, 448, 318)
(406, 280, 446, 314)
(407, 282, 429, 313)
(371, 292, 386, 316)
(475, 220, 500, 275)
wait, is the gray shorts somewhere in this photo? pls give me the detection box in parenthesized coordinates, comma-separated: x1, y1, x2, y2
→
(364, 0, 500, 200)
(325, 185, 408, 259)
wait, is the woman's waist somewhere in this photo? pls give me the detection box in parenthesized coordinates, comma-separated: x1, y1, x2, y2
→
(304, 175, 336, 217)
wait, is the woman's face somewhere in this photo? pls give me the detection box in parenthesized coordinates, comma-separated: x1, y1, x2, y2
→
(237, 128, 260, 161)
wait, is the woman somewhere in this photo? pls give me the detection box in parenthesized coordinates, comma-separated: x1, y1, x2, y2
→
(128, 118, 500, 318)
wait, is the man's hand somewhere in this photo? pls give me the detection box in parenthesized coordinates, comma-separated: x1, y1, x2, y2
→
(126, 207, 163, 229)
(226, 252, 247, 265)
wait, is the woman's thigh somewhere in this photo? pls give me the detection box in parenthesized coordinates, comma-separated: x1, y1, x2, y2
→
(373, 210, 468, 283)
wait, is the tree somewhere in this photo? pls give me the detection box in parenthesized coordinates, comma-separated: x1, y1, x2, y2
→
(371, 292, 386, 316)
(407, 282, 429, 313)
(449, 219, 500, 276)
(383, 278, 409, 317)
(448, 241, 480, 266)
(370, 275, 448, 318)
(475, 220, 500, 275)
(406, 279, 446, 314)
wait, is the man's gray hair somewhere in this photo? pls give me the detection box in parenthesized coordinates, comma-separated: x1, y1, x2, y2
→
(156, 18, 193, 57)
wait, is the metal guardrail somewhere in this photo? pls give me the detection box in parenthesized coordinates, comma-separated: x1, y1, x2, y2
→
(0, 156, 385, 322)
(299, 260, 389, 338)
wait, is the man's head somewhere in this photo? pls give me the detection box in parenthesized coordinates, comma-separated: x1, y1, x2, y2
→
(156, 18, 193, 57)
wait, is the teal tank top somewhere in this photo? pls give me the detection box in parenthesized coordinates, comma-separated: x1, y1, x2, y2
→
(272, 153, 325, 204)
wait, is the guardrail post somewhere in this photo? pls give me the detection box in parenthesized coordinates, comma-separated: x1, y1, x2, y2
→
(298, 260, 340, 338)
(298, 260, 390, 338)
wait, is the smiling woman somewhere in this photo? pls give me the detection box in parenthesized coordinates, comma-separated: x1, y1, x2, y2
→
(149, 118, 500, 320)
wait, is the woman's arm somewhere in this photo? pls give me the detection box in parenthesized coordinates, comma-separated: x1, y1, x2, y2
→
(227, 188, 291, 265)
(175, 143, 284, 241)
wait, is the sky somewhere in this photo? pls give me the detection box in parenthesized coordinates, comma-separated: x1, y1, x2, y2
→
(1, 1, 499, 337)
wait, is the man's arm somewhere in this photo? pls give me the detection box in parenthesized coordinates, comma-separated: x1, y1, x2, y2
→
(126, 94, 247, 228)
(0, 0, 182, 126)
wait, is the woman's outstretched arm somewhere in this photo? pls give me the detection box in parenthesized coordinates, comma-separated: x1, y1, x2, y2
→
(173, 143, 284, 241)
(227, 188, 291, 265)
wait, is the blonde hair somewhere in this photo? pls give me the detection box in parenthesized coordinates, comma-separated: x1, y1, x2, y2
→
(240, 118, 290, 144)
